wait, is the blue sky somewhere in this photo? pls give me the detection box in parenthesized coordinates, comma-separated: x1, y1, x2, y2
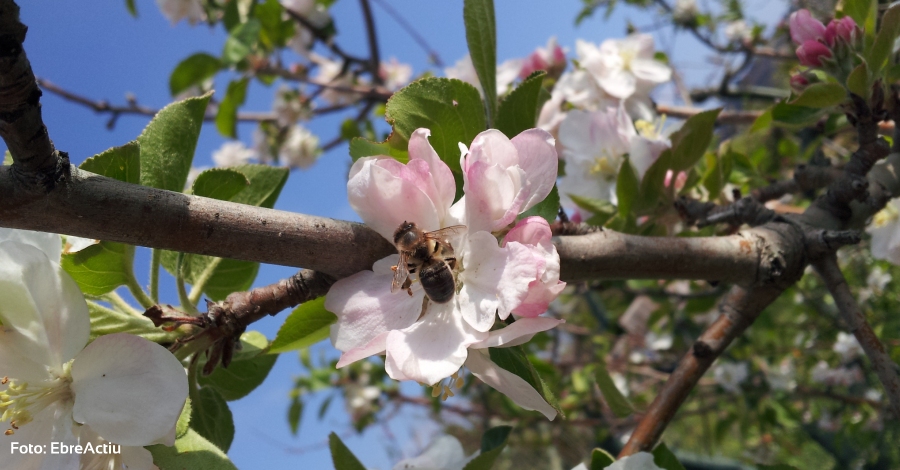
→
(6, 1, 787, 468)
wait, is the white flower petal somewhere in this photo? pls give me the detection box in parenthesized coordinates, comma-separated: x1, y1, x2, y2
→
(457, 232, 542, 330)
(384, 302, 485, 385)
(392, 435, 469, 470)
(70, 333, 188, 446)
(630, 58, 672, 83)
(3, 401, 80, 470)
(0, 228, 61, 261)
(470, 317, 564, 349)
(335, 331, 389, 368)
(604, 452, 664, 470)
(325, 255, 426, 352)
(465, 349, 556, 420)
(0, 240, 90, 371)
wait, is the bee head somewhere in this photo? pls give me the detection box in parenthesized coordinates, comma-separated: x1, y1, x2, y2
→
(393, 221, 419, 247)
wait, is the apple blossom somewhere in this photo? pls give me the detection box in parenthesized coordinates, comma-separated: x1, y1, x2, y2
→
(811, 361, 863, 386)
(867, 199, 900, 265)
(579, 34, 671, 102)
(279, 124, 321, 168)
(833, 332, 864, 362)
(312, 54, 363, 105)
(325, 128, 562, 419)
(0, 232, 188, 469)
(672, 0, 698, 24)
(156, 0, 205, 25)
(272, 85, 311, 128)
(380, 57, 414, 91)
(724, 20, 753, 44)
(796, 40, 832, 67)
(824, 16, 859, 46)
(281, 0, 331, 55)
(445, 54, 524, 96)
(712, 361, 748, 393)
(502, 217, 566, 317)
(519, 37, 567, 80)
(212, 141, 257, 168)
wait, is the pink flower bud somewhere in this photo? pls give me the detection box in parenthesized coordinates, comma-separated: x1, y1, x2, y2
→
(664, 170, 687, 191)
(789, 9, 827, 44)
(790, 74, 809, 88)
(824, 16, 859, 46)
(795, 40, 832, 67)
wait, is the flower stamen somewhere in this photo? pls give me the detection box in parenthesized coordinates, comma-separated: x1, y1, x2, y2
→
(0, 363, 73, 435)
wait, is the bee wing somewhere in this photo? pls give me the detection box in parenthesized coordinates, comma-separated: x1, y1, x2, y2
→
(424, 225, 467, 244)
(391, 251, 411, 293)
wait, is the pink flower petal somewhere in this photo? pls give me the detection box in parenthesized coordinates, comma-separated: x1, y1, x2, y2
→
(384, 302, 486, 385)
(470, 317, 564, 349)
(510, 129, 559, 212)
(336, 331, 389, 368)
(503, 216, 552, 247)
(408, 128, 456, 214)
(465, 349, 556, 420)
(325, 255, 426, 353)
(789, 9, 827, 44)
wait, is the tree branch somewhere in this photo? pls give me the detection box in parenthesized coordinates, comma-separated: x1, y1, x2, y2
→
(812, 255, 900, 418)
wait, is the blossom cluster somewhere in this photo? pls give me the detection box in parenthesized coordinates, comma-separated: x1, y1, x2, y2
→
(0, 229, 188, 469)
(325, 128, 565, 419)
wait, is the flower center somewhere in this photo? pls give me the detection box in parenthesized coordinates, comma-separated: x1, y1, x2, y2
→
(635, 114, 667, 139)
(430, 370, 465, 401)
(0, 361, 73, 435)
(873, 204, 899, 228)
(589, 151, 620, 179)
(619, 48, 637, 71)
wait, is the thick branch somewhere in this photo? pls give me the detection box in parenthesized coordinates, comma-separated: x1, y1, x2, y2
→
(619, 221, 807, 455)
(812, 255, 900, 418)
(0, 0, 62, 188)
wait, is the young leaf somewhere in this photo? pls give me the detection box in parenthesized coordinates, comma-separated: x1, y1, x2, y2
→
(169, 53, 222, 97)
(86, 301, 177, 343)
(80, 141, 141, 184)
(349, 134, 409, 163)
(189, 168, 249, 201)
(288, 396, 303, 435)
(385, 77, 486, 172)
(216, 78, 249, 138)
(789, 82, 847, 108)
(866, 4, 900, 75)
(616, 159, 639, 218)
(148, 428, 239, 470)
(256, 0, 295, 49)
(329, 432, 367, 470)
(652, 443, 687, 470)
(197, 331, 278, 401)
(462, 426, 513, 470)
(517, 185, 559, 223)
(489, 346, 561, 416)
(61, 243, 133, 296)
(594, 362, 634, 418)
(842, 0, 870, 26)
(496, 71, 546, 138)
(590, 448, 616, 470)
(138, 92, 211, 192)
(222, 18, 261, 64)
(770, 103, 822, 126)
(270, 298, 337, 353)
(846, 63, 869, 99)
(463, 0, 497, 126)
(124, 0, 138, 17)
(190, 386, 235, 452)
(667, 108, 720, 171)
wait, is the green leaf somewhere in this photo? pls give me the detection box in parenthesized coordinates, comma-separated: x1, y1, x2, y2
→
(148, 428, 238, 470)
(61, 242, 133, 296)
(288, 396, 303, 435)
(846, 63, 869, 99)
(329, 432, 367, 470)
(256, 0, 295, 49)
(652, 443, 687, 470)
(124, 0, 137, 17)
(569, 194, 616, 217)
(750, 108, 773, 133)
(757, 465, 800, 470)
(139, 93, 211, 192)
(270, 298, 337, 353)
(222, 18, 261, 64)
(517, 185, 559, 223)
(349, 135, 409, 163)
(702, 151, 733, 197)
(198, 331, 278, 401)
(385, 77, 486, 172)
(770, 103, 822, 126)
(86, 301, 177, 343)
(216, 78, 249, 138)
(463, 0, 497, 126)
(594, 362, 633, 418)
(495, 71, 546, 138)
(843, 0, 870, 26)
(489, 346, 560, 416)
(229, 163, 289, 208)
(462, 426, 512, 470)
(590, 448, 616, 470)
(190, 168, 249, 201)
(80, 141, 140, 184)
(866, 4, 900, 75)
(789, 83, 847, 108)
(667, 108, 720, 171)
(190, 386, 235, 452)
(169, 53, 222, 97)
(616, 159, 639, 218)
(175, 398, 192, 439)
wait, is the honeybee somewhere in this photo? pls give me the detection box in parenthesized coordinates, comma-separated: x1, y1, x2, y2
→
(391, 221, 466, 303)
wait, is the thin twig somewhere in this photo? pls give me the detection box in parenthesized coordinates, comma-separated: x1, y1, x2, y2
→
(358, 0, 383, 86)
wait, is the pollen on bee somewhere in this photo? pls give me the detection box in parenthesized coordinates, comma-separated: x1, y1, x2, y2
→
(1, 376, 8, 385)
(4, 430, 13, 436)
(391, 265, 398, 272)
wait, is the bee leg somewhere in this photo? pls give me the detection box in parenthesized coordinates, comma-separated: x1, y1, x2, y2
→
(402, 277, 413, 297)
(417, 297, 430, 321)
(445, 257, 457, 270)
